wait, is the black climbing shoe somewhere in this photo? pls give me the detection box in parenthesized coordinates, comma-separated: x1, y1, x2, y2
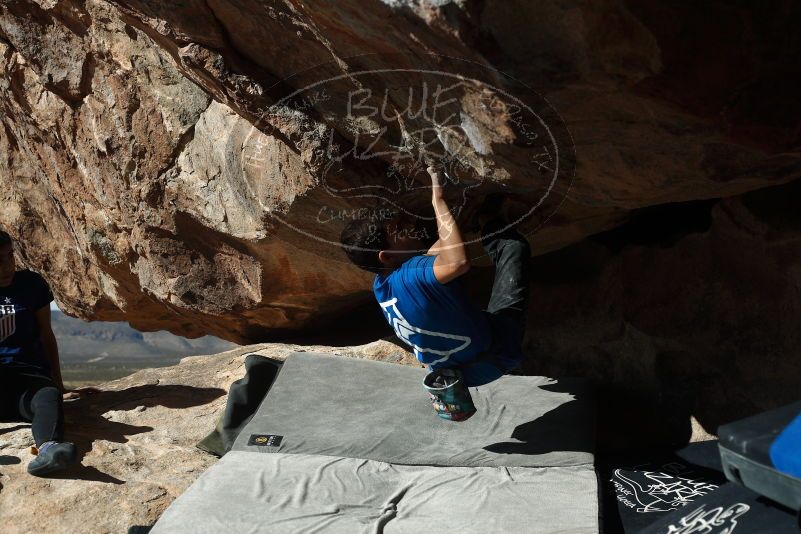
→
(27, 441, 78, 477)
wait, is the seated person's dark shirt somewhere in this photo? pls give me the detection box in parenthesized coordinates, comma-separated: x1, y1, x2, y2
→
(0, 270, 54, 376)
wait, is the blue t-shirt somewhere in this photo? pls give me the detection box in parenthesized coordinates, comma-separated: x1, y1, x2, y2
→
(0, 270, 54, 373)
(373, 255, 492, 369)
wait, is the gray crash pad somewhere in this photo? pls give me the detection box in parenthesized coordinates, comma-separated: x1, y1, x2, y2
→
(152, 451, 599, 534)
(153, 352, 599, 533)
(231, 352, 594, 468)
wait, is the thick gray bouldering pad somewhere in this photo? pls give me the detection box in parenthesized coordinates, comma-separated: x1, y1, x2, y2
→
(152, 451, 599, 534)
(231, 352, 594, 468)
(153, 352, 599, 533)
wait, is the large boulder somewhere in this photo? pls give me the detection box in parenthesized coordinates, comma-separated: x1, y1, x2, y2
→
(1, 0, 799, 342)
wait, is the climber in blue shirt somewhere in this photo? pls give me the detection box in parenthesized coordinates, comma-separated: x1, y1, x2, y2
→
(341, 166, 531, 418)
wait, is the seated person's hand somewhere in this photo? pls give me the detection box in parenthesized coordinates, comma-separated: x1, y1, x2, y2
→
(62, 387, 101, 400)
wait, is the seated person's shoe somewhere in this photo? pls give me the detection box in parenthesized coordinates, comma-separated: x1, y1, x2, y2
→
(27, 441, 78, 476)
(423, 368, 477, 421)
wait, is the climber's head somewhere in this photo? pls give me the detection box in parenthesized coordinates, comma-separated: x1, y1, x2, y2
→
(340, 213, 427, 274)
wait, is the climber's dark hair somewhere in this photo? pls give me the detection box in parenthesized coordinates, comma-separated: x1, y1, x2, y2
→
(340, 218, 390, 274)
(0, 230, 11, 247)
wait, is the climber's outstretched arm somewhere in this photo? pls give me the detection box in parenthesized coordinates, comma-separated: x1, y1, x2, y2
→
(427, 166, 470, 284)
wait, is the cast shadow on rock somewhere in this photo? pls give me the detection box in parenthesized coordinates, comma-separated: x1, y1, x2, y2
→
(0, 423, 31, 437)
(483, 379, 595, 456)
(57, 385, 225, 483)
(65, 384, 226, 450)
(77, 384, 227, 411)
(0, 455, 21, 465)
(45, 464, 125, 484)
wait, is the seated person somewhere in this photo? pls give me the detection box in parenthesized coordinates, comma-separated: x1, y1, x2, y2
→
(0, 230, 79, 476)
(340, 167, 531, 419)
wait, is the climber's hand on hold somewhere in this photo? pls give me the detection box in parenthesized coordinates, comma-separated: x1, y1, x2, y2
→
(427, 166, 445, 201)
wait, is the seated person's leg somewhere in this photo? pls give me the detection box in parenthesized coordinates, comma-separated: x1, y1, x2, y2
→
(17, 373, 77, 476)
(0, 373, 23, 423)
(19, 378, 64, 447)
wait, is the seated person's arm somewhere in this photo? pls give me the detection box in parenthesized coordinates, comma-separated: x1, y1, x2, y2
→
(36, 305, 65, 392)
(427, 166, 470, 284)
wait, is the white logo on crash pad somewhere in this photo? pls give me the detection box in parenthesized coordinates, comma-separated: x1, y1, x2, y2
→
(0, 304, 16, 342)
(667, 503, 750, 534)
(379, 298, 470, 365)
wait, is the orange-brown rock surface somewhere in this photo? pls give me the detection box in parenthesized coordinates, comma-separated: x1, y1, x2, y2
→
(1, 1, 799, 342)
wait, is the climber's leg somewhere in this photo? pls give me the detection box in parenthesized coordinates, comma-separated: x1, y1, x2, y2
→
(474, 214, 532, 379)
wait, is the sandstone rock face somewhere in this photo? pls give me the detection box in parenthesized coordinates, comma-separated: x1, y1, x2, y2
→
(1, 1, 800, 341)
(0, 340, 418, 534)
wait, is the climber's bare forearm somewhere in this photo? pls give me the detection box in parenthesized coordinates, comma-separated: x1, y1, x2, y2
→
(426, 166, 470, 283)
(432, 197, 469, 268)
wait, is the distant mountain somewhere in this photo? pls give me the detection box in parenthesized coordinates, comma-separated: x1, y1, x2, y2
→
(51, 311, 238, 363)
